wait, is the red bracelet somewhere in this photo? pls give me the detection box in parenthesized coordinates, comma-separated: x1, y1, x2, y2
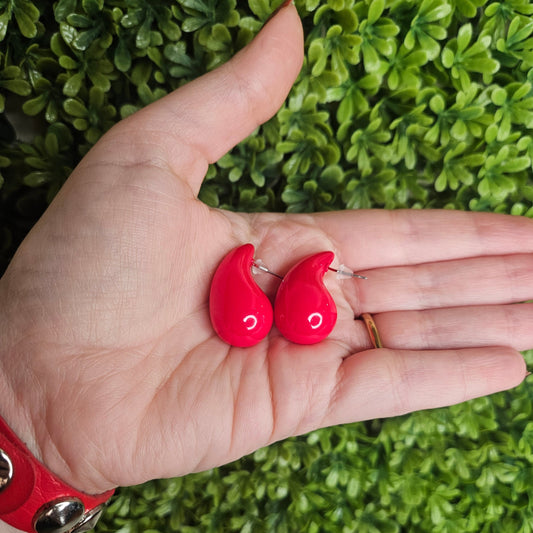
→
(0, 415, 114, 532)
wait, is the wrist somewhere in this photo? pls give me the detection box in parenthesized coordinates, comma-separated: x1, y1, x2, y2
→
(0, 274, 117, 496)
(0, 285, 41, 463)
(0, 281, 114, 532)
(0, 413, 114, 532)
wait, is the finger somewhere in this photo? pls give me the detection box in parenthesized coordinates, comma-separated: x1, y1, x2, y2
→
(371, 303, 533, 351)
(322, 346, 526, 427)
(105, 4, 303, 193)
(311, 209, 533, 269)
(346, 253, 533, 314)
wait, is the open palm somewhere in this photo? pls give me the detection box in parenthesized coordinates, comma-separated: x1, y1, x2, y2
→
(0, 5, 530, 498)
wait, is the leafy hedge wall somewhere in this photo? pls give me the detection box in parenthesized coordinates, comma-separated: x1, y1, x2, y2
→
(2, 0, 533, 531)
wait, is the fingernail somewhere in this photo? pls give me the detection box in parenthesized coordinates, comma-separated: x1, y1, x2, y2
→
(266, 0, 295, 23)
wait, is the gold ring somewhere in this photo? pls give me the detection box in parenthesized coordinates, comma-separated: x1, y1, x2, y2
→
(361, 313, 383, 349)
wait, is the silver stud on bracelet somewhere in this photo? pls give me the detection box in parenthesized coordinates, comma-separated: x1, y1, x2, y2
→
(33, 498, 85, 533)
(0, 449, 13, 492)
(33, 499, 106, 533)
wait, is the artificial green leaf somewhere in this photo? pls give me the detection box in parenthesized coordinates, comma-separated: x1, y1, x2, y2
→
(22, 93, 48, 115)
(14, 1, 39, 38)
(0, 12, 8, 41)
(368, 0, 385, 25)
(0, 79, 31, 95)
(54, 0, 76, 22)
(59, 55, 78, 70)
(114, 39, 131, 72)
(63, 72, 83, 96)
(23, 171, 49, 187)
(63, 98, 87, 117)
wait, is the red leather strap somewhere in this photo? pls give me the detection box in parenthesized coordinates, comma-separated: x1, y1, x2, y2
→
(0, 416, 114, 532)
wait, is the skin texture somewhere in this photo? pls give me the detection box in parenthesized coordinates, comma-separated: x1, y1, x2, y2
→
(0, 4, 531, 509)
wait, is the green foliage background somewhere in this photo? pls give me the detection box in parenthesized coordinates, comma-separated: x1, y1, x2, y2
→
(2, 0, 533, 530)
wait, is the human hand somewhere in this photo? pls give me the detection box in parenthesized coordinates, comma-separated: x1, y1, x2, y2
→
(0, 3, 530, 500)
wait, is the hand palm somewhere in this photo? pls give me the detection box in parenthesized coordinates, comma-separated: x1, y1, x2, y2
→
(0, 6, 530, 496)
(14, 137, 368, 491)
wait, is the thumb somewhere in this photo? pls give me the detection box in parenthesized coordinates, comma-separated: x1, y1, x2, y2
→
(103, 3, 304, 194)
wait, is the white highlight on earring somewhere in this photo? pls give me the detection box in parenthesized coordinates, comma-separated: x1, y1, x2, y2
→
(308, 312, 323, 329)
(243, 315, 258, 330)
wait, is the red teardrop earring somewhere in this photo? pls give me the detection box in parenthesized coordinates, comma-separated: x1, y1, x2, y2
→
(274, 252, 336, 345)
(209, 244, 366, 347)
(209, 244, 278, 347)
(274, 252, 366, 345)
